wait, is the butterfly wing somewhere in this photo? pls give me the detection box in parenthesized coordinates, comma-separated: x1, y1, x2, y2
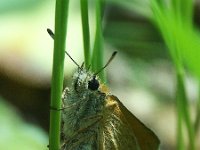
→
(100, 95, 139, 150)
(101, 95, 160, 150)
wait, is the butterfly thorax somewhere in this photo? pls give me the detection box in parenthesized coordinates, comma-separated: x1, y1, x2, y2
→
(62, 69, 106, 149)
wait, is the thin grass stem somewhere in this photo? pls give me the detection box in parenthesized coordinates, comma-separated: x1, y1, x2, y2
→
(176, 70, 195, 150)
(80, 0, 91, 69)
(151, 0, 196, 149)
(194, 81, 200, 136)
(92, 0, 105, 81)
(49, 0, 69, 150)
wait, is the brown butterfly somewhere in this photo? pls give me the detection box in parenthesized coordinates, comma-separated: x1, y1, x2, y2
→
(61, 60, 160, 150)
(47, 29, 160, 150)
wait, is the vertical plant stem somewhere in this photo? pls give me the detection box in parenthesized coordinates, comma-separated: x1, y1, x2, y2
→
(92, 0, 104, 81)
(176, 70, 186, 150)
(80, 0, 91, 69)
(151, 1, 195, 149)
(49, 0, 69, 150)
(176, 70, 195, 150)
(176, 94, 185, 150)
(194, 81, 200, 135)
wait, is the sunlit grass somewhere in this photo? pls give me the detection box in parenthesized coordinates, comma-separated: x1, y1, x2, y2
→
(49, 0, 105, 150)
(91, 0, 105, 81)
(49, 0, 69, 150)
(80, 0, 91, 69)
(150, 0, 198, 149)
(107, 0, 200, 149)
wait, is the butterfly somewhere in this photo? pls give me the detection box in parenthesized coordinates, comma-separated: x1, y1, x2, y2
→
(47, 29, 160, 150)
(61, 66, 160, 150)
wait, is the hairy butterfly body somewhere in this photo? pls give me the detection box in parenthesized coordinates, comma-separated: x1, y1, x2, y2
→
(61, 68, 159, 150)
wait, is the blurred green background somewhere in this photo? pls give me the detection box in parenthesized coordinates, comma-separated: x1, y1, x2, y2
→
(0, 0, 200, 150)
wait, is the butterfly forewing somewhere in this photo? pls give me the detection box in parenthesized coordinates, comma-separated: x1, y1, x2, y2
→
(101, 95, 140, 150)
(105, 95, 160, 150)
(61, 74, 160, 150)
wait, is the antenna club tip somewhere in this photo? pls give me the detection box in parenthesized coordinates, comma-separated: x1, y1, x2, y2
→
(47, 28, 54, 39)
(47, 28, 53, 34)
(113, 51, 117, 55)
(47, 28, 52, 33)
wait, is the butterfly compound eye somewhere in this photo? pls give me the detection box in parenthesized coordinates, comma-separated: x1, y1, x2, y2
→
(88, 76, 99, 91)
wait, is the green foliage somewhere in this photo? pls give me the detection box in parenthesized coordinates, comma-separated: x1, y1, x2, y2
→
(150, 0, 197, 149)
(80, 0, 105, 80)
(91, 0, 105, 81)
(49, 0, 69, 150)
(105, 0, 200, 149)
(49, 0, 105, 150)
(80, 0, 91, 69)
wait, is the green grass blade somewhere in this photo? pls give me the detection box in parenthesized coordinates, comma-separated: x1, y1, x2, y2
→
(176, 94, 185, 150)
(150, 1, 196, 149)
(49, 0, 69, 150)
(194, 81, 200, 136)
(80, 0, 91, 69)
(92, 0, 105, 81)
(176, 71, 195, 150)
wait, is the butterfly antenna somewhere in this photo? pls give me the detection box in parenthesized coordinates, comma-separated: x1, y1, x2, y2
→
(94, 51, 117, 76)
(47, 28, 54, 39)
(64, 51, 81, 69)
(47, 28, 82, 69)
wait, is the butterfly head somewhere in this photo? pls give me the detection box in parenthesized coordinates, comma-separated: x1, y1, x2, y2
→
(72, 68, 100, 93)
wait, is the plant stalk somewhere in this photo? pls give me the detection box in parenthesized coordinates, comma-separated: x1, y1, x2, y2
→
(49, 0, 69, 150)
(80, 0, 91, 69)
(92, 0, 104, 81)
